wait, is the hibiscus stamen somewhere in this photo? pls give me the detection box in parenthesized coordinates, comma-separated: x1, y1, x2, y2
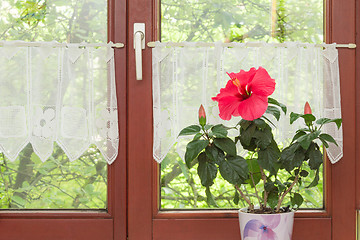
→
(245, 85, 251, 96)
(232, 78, 241, 88)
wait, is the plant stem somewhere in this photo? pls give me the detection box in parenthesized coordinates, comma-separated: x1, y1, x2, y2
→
(235, 185, 254, 210)
(260, 167, 268, 209)
(276, 174, 299, 212)
(250, 172, 262, 207)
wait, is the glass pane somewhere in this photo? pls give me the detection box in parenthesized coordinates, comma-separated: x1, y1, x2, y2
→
(160, 0, 324, 209)
(0, 144, 107, 209)
(0, 0, 107, 42)
(161, 0, 323, 43)
(0, 0, 107, 209)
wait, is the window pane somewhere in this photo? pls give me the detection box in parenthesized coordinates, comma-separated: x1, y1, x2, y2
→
(161, 0, 323, 43)
(0, 0, 108, 209)
(160, 0, 324, 209)
(0, 0, 107, 43)
(0, 144, 107, 209)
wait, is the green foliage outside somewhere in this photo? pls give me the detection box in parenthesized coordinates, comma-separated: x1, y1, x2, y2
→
(0, 0, 108, 209)
(0, 144, 107, 209)
(160, 0, 325, 209)
(0, 0, 107, 42)
(161, 0, 323, 43)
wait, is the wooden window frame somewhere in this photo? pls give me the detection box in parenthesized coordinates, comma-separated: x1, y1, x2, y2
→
(128, 0, 357, 239)
(0, 0, 127, 239)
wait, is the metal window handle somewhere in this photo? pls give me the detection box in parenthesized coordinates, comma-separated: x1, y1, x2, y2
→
(134, 23, 145, 80)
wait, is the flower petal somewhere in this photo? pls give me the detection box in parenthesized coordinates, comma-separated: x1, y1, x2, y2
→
(244, 219, 262, 238)
(215, 80, 241, 98)
(248, 67, 276, 96)
(261, 214, 281, 229)
(260, 227, 277, 240)
(304, 102, 312, 115)
(212, 80, 243, 120)
(235, 67, 257, 87)
(237, 94, 268, 120)
(212, 95, 241, 120)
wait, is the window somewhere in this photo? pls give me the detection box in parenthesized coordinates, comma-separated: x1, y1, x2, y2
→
(0, 0, 126, 239)
(0, 0, 108, 210)
(0, 0, 356, 239)
(128, 0, 356, 239)
(160, 0, 324, 210)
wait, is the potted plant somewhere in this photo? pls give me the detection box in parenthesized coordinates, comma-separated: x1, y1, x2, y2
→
(178, 67, 342, 240)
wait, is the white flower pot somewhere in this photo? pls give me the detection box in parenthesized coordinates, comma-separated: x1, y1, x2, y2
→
(238, 209, 294, 240)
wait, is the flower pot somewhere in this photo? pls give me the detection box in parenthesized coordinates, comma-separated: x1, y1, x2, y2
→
(238, 209, 294, 240)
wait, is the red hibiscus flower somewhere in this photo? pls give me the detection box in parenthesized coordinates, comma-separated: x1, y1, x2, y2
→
(212, 67, 276, 121)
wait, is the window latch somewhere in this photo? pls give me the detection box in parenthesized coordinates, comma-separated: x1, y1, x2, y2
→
(134, 23, 145, 80)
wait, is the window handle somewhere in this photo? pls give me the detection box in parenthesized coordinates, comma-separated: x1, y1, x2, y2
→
(134, 23, 145, 80)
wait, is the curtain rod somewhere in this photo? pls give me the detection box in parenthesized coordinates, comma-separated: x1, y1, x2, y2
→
(146, 41, 356, 49)
(0, 42, 125, 48)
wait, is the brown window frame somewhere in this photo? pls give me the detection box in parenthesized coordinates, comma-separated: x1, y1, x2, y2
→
(127, 0, 357, 239)
(0, 0, 127, 239)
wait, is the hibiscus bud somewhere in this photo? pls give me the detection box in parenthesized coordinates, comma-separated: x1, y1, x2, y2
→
(198, 104, 206, 127)
(304, 102, 312, 115)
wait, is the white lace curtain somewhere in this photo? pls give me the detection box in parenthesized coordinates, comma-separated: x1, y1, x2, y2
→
(0, 41, 118, 164)
(152, 41, 343, 164)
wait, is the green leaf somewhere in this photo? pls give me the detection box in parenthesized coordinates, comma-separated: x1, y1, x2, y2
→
(319, 133, 338, 147)
(193, 132, 203, 140)
(306, 169, 320, 188)
(290, 112, 302, 124)
(197, 152, 218, 187)
(185, 140, 209, 168)
(219, 156, 248, 185)
(178, 160, 190, 181)
(302, 114, 316, 124)
(261, 115, 277, 128)
(84, 184, 94, 194)
(204, 124, 213, 131)
(316, 118, 342, 129)
(296, 131, 321, 150)
(300, 170, 309, 177)
(265, 182, 276, 192)
(266, 106, 281, 121)
(291, 193, 304, 208)
(290, 112, 316, 125)
(253, 119, 267, 129)
(211, 124, 228, 138)
(246, 159, 261, 187)
(205, 187, 219, 207)
(239, 119, 251, 130)
(178, 125, 201, 137)
(268, 97, 287, 114)
(258, 141, 280, 175)
(239, 124, 256, 146)
(214, 138, 237, 156)
(319, 138, 329, 148)
(253, 127, 273, 149)
(308, 148, 323, 170)
(275, 179, 286, 192)
(267, 191, 279, 209)
(205, 145, 225, 164)
(291, 131, 306, 143)
(281, 143, 305, 171)
(11, 195, 26, 207)
(233, 189, 240, 205)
